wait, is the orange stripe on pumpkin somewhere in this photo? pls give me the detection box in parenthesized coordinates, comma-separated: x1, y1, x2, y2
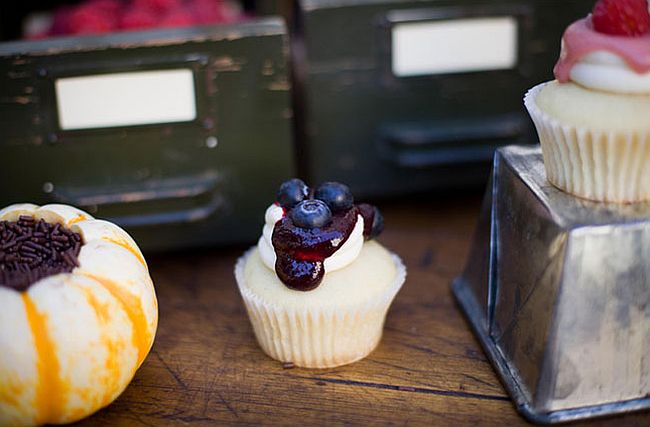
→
(102, 237, 147, 268)
(22, 293, 64, 424)
(98, 338, 123, 408)
(81, 274, 151, 368)
(74, 285, 123, 409)
(66, 214, 87, 225)
(0, 382, 24, 408)
(77, 285, 112, 324)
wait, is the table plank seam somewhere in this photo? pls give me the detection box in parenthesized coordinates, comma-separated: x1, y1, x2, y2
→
(295, 376, 510, 402)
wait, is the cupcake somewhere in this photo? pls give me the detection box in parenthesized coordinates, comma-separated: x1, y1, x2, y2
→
(524, 0, 650, 203)
(235, 179, 406, 368)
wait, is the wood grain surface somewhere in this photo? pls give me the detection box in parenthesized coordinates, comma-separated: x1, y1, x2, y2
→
(74, 194, 650, 426)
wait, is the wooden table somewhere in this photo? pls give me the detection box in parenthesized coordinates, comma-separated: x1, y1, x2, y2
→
(76, 194, 650, 426)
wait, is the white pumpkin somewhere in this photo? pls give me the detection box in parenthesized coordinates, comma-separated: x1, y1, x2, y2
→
(0, 204, 158, 426)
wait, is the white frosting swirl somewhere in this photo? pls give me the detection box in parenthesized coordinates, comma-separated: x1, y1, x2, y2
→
(570, 51, 650, 94)
(257, 204, 365, 273)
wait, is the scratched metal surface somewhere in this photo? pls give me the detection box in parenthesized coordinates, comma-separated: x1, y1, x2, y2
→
(455, 146, 650, 423)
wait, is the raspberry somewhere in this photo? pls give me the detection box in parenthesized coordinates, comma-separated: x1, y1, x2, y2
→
(217, 1, 243, 23)
(120, 6, 158, 30)
(160, 8, 197, 28)
(49, 6, 74, 35)
(187, 0, 222, 24)
(88, 0, 122, 18)
(188, 0, 242, 24)
(68, 4, 116, 34)
(592, 0, 650, 36)
(133, 0, 182, 15)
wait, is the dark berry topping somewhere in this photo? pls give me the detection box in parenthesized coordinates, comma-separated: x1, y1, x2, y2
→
(290, 199, 332, 229)
(277, 178, 310, 209)
(272, 207, 359, 291)
(275, 254, 324, 291)
(271, 179, 385, 291)
(357, 203, 383, 240)
(314, 182, 354, 213)
(370, 206, 384, 238)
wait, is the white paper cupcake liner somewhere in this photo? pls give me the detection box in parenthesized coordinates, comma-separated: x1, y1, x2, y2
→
(525, 82, 650, 203)
(234, 248, 406, 368)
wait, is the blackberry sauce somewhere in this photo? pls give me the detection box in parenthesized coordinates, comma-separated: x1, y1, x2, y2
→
(357, 203, 376, 238)
(271, 204, 376, 291)
(0, 216, 83, 291)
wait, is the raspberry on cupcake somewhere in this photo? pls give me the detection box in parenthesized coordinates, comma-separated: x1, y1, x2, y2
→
(525, 0, 650, 203)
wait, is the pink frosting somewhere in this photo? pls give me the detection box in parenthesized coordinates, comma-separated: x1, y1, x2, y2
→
(554, 17, 650, 82)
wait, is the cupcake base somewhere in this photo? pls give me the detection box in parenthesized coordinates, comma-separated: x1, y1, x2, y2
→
(235, 242, 406, 368)
(525, 82, 650, 203)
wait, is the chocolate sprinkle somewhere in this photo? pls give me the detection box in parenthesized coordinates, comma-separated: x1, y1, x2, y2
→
(0, 216, 83, 291)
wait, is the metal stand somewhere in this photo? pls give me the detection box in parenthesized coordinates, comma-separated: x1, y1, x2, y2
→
(452, 145, 650, 423)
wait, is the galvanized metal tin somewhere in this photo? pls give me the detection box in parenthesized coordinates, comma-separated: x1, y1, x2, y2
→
(453, 145, 650, 423)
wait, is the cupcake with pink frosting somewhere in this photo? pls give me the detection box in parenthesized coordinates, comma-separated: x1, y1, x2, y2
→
(525, 0, 650, 203)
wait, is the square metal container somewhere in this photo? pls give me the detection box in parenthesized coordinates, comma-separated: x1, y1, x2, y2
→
(453, 145, 650, 423)
(0, 18, 294, 251)
(295, 0, 593, 198)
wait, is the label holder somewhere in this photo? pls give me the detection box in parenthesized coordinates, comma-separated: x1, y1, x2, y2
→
(37, 53, 210, 140)
(380, 4, 533, 83)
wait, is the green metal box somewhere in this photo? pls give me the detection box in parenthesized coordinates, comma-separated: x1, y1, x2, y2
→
(0, 18, 294, 251)
(295, 0, 593, 198)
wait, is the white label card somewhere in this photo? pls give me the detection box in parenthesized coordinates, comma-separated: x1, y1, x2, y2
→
(56, 69, 197, 130)
(392, 16, 518, 77)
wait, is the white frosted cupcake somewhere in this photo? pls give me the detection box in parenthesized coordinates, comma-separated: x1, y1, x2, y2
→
(235, 179, 405, 368)
(524, 0, 650, 203)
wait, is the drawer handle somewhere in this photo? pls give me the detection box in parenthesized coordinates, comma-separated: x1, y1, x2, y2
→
(51, 172, 223, 227)
(377, 113, 528, 168)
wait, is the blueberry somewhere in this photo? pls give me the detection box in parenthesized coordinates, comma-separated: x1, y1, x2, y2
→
(277, 178, 310, 209)
(314, 182, 353, 212)
(370, 206, 384, 238)
(290, 200, 332, 229)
